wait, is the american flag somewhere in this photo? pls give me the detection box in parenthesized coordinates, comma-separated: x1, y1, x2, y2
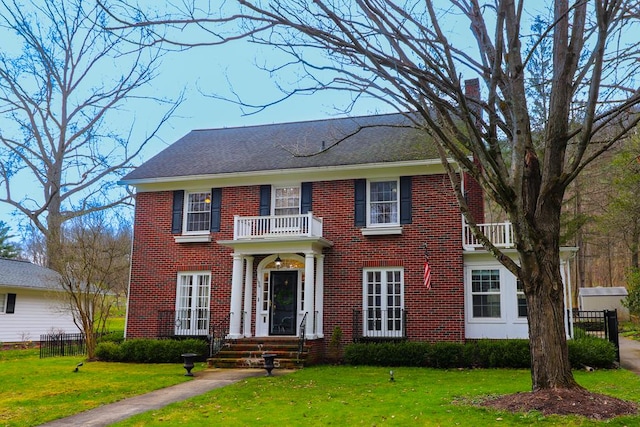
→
(424, 259, 432, 289)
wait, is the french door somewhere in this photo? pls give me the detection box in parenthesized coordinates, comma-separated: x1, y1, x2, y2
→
(175, 272, 211, 335)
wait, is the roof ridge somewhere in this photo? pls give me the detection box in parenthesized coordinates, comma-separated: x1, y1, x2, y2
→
(189, 111, 406, 133)
(0, 257, 32, 264)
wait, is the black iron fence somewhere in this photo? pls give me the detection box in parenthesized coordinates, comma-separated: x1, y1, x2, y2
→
(158, 309, 211, 338)
(39, 333, 86, 358)
(571, 309, 619, 361)
(352, 309, 407, 342)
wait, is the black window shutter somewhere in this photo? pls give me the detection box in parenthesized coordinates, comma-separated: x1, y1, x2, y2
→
(400, 176, 412, 224)
(259, 185, 271, 216)
(210, 188, 222, 232)
(6, 293, 16, 314)
(301, 182, 312, 214)
(171, 190, 184, 234)
(354, 179, 366, 227)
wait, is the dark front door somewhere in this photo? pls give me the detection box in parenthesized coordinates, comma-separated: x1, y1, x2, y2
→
(270, 271, 298, 336)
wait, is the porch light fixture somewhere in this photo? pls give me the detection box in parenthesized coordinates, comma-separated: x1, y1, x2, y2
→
(274, 255, 282, 269)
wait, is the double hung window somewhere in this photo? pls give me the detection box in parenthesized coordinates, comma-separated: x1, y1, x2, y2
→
(368, 180, 399, 226)
(471, 269, 501, 318)
(516, 280, 527, 318)
(273, 186, 300, 216)
(184, 191, 211, 233)
(363, 268, 404, 337)
(175, 272, 211, 335)
(0, 293, 16, 314)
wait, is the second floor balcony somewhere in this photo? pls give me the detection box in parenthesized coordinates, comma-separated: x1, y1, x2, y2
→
(234, 212, 324, 240)
(463, 221, 515, 250)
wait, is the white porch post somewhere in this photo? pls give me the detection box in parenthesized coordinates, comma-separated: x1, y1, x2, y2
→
(243, 256, 254, 337)
(229, 253, 244, 338)
(314, 254, 324, 338)
(304, 252, 316, 339)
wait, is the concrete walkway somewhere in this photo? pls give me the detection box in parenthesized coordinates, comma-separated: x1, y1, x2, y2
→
(619, 336, 640, 375)
(39, 368, 276, 427)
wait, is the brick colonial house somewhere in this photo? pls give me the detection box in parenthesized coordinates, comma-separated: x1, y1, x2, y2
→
(120, 112, 576, 363)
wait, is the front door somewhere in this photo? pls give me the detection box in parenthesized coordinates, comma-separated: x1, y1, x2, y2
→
(270, 271, 298, 335)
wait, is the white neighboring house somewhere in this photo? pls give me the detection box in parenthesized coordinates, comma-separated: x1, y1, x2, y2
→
(0, 258, 79, 345)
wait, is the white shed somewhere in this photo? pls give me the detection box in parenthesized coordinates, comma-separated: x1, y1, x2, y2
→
(578, 286, 630, 321)
(0, 258, 79, 345)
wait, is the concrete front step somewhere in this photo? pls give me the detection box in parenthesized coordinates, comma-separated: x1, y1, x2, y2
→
(208, 338, 308, 370)
(209, 356, 305, 369)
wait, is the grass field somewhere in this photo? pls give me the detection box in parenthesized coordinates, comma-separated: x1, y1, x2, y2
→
(112, 366, 640, 427)
(1, 348, 639, 426)
(0, 348, 201, 427)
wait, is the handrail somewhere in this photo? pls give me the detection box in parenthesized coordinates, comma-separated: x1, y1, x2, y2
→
(298, 312, 308, 357)
(209, 312, 231, 357)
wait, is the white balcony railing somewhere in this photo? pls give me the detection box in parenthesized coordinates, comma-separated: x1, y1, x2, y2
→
(234, 212, 323, 240)
(463, 221, 515, 250)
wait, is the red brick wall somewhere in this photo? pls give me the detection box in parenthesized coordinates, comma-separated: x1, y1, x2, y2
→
(127, 175, 466, 346)
(465, 171, 485, 224)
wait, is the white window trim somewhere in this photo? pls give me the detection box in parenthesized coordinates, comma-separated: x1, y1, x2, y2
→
(174, 235, 211, 243)
(467, 267, 505, 324)
(271, 184, 301, 216)
(182, 190, 211, 235)
(362, 267, 405, 338)
(366, 178, 400, 228)
(361, 226, 403, 236)
(0, 293, 6, 314)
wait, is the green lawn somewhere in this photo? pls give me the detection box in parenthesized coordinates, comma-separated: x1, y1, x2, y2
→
(0, 349, 201, 427)
(113, 366, 640, 427)
(1, 349, 639, 426)
(620, 321, 640, 341)
(105, 315, 126, 332)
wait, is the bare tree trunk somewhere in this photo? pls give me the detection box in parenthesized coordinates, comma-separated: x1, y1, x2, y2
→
(45, 194, 63, 272)
(523, 248, 578, 390)
(520, 155, 580, 390)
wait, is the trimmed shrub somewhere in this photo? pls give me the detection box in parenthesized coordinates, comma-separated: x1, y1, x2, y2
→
(464, 339, 530, 368)
(95, 338, 208, 363)
(426, 342, 466, 368)
(343, 341, 430, 366)
(95, 341, 123, 361)
(568, 336, 617, 369)
(344, 337, 616, 369)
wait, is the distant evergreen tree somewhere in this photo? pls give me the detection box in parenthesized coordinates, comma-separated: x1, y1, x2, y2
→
(0, 221, 19, 258)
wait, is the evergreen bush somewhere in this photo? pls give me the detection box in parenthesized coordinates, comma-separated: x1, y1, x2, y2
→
(95, 338, 208, 363)
(344, 337, 616, 369)
(568, 336, 617, 369)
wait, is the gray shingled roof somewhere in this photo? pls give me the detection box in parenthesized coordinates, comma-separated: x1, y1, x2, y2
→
(0, 258, 63, 291)
(122, 113, 439, 182)
(579, 287, 628, 297)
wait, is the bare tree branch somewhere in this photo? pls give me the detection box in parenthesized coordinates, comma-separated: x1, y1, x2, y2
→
(0, 0, 181, 268)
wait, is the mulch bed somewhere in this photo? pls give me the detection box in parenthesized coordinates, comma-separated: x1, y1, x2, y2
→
(478, 388, 637, 420)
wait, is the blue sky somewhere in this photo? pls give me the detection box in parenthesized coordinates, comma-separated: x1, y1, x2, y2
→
(0, 26, 392, 241)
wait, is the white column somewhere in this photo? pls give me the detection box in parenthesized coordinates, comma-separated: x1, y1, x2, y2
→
(314, 254, 324, 338)
(304, 252, 316, 339)
(243, 256, 254, 337)
(229, 253, 244, 338)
